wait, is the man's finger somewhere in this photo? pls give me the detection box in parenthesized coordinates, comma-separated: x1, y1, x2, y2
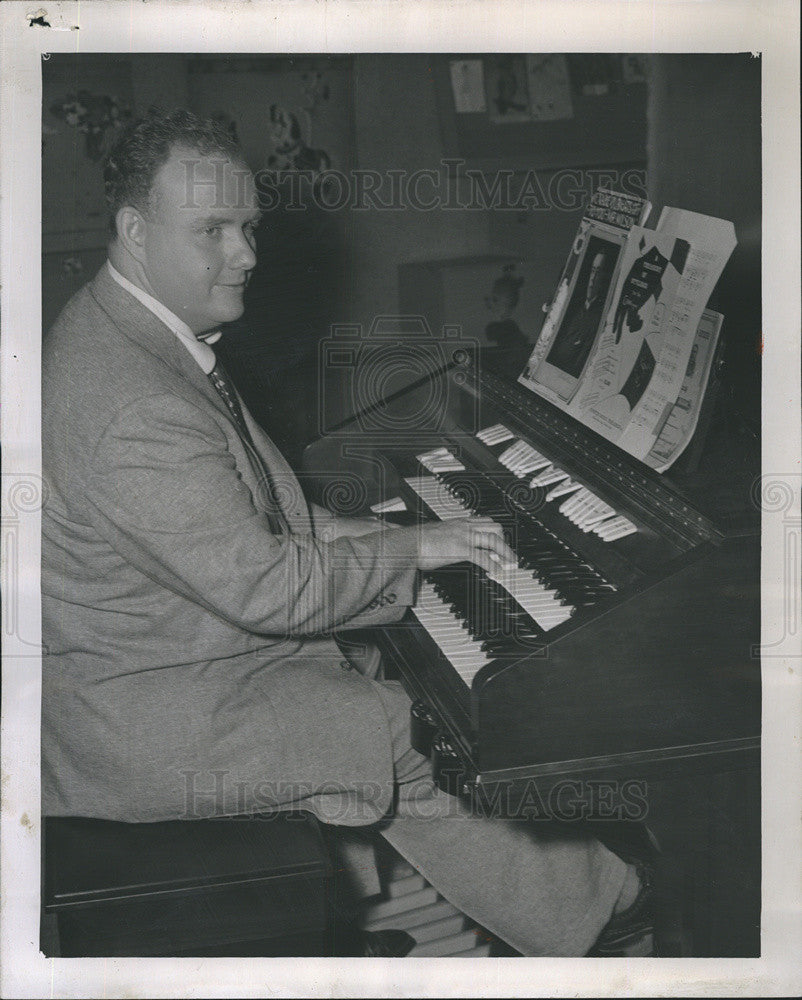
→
(468, 521, 504, 541)
(473, 530, 517, 567)
(473, 528, 512, 554)
(470, 550, 499, 576)
(466, 516, 499, 530)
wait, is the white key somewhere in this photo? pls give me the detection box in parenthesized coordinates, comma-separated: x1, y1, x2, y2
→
(571, 498, 609, 527)
(477, 424, 514, 445)
(593, 516, 631, 539)
(405, 477, 471, 519)
(560, 487, 591, 516)
(486, 564, 573, 628)
(581, 508, 618, 530)
(416, 448, 466, 473)
(405, 480, 576, 631)
(546, 479, 583, 501)
(512, 456, 551, 477)
(504, 442, 547, 475)
(568, 493, 602, 523)
(598, 520, 638, 541)
(499, 441, 528, 467)
(530, 467, 569, 488)
(413, 583, 491, 683)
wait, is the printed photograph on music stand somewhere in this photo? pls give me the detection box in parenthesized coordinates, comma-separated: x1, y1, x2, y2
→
(534, 227, 625, 402)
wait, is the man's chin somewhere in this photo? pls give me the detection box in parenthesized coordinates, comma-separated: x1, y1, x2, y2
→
(224, 303, 246, 321)
(190, 287, 246, 332)
(212, 296, 246, 324)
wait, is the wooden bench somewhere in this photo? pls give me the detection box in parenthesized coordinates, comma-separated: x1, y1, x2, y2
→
(43, 812, 334, 957)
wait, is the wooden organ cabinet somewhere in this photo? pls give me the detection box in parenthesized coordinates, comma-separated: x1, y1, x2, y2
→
(304, 350, 761, 956)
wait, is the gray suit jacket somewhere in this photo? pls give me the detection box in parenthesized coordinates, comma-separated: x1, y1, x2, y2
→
(42, 264, 419, 822)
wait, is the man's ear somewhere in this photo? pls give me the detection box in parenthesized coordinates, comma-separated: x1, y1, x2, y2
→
(115, 206, 148, 262)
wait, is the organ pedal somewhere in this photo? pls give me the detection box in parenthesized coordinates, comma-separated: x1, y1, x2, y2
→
(360, 844, 506, 956)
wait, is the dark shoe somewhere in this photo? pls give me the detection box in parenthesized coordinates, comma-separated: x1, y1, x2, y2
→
(361, 928, 416, 957)
(587, 861, 657, 957)
(586, 822, 661, 957)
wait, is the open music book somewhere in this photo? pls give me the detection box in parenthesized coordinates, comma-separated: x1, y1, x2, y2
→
(518, 190, 736, 471)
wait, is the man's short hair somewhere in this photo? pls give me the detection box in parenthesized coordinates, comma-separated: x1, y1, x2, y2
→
(103, 107, 246, 235)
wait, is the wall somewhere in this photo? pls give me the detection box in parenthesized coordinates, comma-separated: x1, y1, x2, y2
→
(130, 55, 189, 115)
(42, 55, 190, 330)
(347, 54, 491, 329)
(42, 54, 759, 450)
(347, 55, 648, 334)
(647, 54, 761, 428)
(184, 56, 355, 461)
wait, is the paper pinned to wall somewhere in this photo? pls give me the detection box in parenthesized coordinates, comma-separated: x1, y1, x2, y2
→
(485, 55, 531, 123)
(449, 59, 486, 113)
(526, 54, 573, 121)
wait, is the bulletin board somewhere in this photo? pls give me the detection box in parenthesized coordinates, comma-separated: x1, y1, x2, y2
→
(433, 54, 648, 173)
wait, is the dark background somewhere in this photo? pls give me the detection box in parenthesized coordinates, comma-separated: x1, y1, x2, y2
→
(42, 53, 761, 464)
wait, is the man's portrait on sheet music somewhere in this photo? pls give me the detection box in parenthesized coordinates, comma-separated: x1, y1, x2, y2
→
(544, 234, 618, 379)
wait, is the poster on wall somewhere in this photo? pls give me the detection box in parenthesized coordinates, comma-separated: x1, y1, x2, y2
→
(485, 54, 532, 122)
(449, 58, 487, 113)
(188, 56, 353, 182)
(526, 53, 574, 121)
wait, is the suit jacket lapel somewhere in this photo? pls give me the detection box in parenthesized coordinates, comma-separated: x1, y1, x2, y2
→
(89, 265, 234, 423)
(89, 265, 292, 534)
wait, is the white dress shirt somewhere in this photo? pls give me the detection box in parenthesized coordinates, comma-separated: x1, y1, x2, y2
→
(107, 261, 220, 375)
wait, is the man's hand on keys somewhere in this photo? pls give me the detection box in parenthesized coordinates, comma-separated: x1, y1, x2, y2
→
(416, 517, 517, 575)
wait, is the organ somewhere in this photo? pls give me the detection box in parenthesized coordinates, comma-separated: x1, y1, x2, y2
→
(304, 358, 760, 813)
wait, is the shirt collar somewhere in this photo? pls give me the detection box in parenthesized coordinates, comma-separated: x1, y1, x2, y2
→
(107, 261, 221, 375)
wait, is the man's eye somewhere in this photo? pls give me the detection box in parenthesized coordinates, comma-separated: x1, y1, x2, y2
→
(202, 225, 221, 237)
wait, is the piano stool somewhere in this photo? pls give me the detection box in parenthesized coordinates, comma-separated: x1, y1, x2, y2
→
(42, 812, 336, 957)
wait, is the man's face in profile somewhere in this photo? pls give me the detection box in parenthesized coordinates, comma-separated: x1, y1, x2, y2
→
(586, 252, 608, 304)
(140, 146, 262, 334)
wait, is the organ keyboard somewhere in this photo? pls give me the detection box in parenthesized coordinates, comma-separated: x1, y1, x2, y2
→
(304, 362, 760, 810)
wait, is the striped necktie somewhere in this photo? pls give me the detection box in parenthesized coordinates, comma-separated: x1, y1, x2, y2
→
(208, 360, 256, 450)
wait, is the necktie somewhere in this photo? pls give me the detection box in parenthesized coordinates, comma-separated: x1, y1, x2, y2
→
(208, 360, 256, 450)
(207, 359, 288, 531)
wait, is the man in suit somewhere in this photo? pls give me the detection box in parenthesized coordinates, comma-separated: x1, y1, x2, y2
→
(546, 250, 611, 378)
(42, 109, 652, 956)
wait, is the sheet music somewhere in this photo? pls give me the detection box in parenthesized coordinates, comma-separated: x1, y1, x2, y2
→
(518, 189, 650, 383)
(645, 308, 724, 471)
(519, 204, 736, 469)
(570, 216, 735, 460)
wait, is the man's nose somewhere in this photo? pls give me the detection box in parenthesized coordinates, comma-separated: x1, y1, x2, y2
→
(229, 230, 257, 271)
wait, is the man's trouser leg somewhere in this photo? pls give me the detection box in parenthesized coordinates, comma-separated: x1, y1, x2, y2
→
(372, 679, 628, 957)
